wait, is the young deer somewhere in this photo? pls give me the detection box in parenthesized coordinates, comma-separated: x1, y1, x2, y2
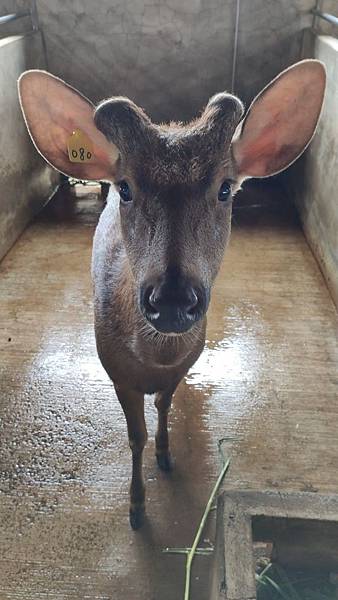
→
(18, 60, 325, 529)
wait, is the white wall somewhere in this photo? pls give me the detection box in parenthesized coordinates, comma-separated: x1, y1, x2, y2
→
(286, 34, 338, 306)
(0, 31, 59, 261)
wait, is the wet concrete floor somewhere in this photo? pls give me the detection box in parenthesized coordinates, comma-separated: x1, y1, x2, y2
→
(0, 181, 337, 600)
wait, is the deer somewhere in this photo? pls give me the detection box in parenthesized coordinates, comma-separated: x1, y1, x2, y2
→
(18, 60, 325, 529)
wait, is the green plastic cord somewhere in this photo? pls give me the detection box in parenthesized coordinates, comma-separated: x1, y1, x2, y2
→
(183, 440, 231, 600)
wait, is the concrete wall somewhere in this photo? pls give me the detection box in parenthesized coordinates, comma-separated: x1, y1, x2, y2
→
(0, 31, 59, 261)
(285, 34, 338, 306)
(2, 0, 321, 122)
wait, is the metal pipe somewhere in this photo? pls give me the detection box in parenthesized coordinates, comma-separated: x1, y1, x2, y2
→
(30, 0, 40, 31)
(231, 0, 241, 94)
(311, 9, 338, 28)
(0, 11, 31, 26)
(312, 0, 323, 30)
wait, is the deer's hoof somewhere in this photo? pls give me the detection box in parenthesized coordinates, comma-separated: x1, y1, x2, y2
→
(156, 452, 173, 472)
(129, 504, 145, 530)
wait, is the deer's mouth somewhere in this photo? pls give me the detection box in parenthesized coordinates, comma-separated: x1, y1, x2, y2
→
(144, 304, 201, 335)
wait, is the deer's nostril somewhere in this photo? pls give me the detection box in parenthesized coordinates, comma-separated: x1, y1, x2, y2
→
(143, 286, 159, 316)
(186, 289, 199, 316)
(148, 289, 158, 310)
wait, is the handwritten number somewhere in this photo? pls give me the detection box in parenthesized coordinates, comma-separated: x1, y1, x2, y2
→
(70, 146, 92, 161)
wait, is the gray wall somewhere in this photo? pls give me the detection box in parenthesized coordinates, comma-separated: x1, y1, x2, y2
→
(0, 31, 59, 261)
(2, 0, 326, 122)
(36, 0, 316, 120)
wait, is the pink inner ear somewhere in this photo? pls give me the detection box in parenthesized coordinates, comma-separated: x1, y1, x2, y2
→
(237, 121, 304, 177)
(19, 70, 118, 181)
(233, 60, 326, 178)
(237, 134, 278, 177)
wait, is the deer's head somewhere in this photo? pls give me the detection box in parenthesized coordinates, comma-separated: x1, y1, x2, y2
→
(18, 61, 325, 334)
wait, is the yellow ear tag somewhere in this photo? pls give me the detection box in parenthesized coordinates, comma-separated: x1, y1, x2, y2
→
(67, 129, 93, 163)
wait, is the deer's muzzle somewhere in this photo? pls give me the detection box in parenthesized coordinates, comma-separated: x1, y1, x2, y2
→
(139, 268, 209, 334)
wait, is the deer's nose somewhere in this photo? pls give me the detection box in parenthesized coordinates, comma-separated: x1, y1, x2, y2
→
(140, 275, 207, 334)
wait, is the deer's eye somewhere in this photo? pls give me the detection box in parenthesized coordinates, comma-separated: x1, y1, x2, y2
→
(119, 180, 132, 203)
(218, 180, 232, 202)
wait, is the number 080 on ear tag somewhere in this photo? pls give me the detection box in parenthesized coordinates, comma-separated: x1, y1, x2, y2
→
(67, 129, 93, 163)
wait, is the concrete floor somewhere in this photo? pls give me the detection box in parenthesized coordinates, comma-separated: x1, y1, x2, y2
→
(0, 181, 337, 600)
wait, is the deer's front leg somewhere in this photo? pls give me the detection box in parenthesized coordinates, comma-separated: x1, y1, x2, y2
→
(115, 384, 147, 530)
(154, 381, 180, 471)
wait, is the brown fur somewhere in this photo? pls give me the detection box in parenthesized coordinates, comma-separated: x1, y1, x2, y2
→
(92, 95, 244, 528)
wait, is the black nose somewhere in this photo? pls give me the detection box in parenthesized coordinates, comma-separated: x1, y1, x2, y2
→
(140, 272, 208, 334)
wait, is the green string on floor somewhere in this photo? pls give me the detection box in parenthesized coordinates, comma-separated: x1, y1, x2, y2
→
(183, 453, 231, 600)
(163, 438, 232, 600)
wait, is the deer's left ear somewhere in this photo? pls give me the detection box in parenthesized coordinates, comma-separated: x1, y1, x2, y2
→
(18, 70, 119, 181)
(232, 60, 326, 179)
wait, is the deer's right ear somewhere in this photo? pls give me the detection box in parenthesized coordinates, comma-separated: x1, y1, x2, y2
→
(18, 70, 119, 181)
(232, 60, 326, 179)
